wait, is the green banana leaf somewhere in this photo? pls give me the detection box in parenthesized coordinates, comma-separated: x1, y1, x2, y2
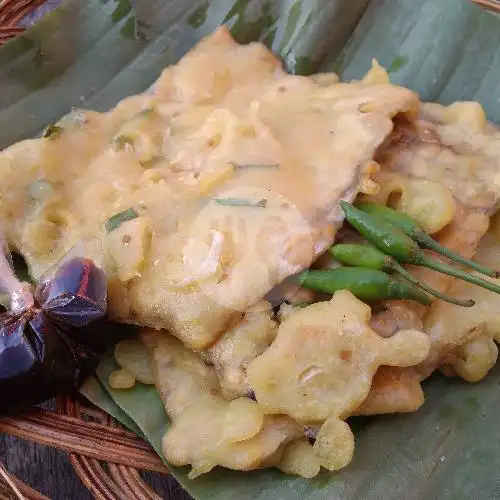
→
(94, 349, 500, 500)
(79, 375, 146, 438)
(94, 354, 170, 460)
(2, 0, 500, 498)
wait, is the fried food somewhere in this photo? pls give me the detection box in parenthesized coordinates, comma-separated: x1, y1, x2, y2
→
(201, 300, 277, 399)
(112, 339, 156, 386)
(247, 290, 430, 470)
(0, 28, 418, 350)
(353, 367, 424, 415)
(141, 330, 301, 478)
(277, 439, 321, 478)
(6, 27, 500, 480)
(422, 233, 500, 379)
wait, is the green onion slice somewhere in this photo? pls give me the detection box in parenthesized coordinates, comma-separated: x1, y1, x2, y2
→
(105, 208, 138, 233)
(214, 197, 267, 208)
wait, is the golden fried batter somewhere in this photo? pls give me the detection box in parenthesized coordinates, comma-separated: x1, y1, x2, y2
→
(247, 290, 430, 470)
(0, 28, 418, 350)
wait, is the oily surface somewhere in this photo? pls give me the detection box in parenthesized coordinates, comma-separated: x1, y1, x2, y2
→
(0, 28, 418, 350)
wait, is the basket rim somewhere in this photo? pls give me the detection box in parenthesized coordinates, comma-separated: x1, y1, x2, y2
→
(473, 0, 500, 13)
(0, 0, 45, 27)
(0, 0, 53, 45)
(1, 395, 169, 500)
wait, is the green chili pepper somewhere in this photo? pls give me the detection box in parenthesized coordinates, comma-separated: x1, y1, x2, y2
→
(340, 201, 420, 261)
(329, 244, 474, 307)
(296, 267, 432, 305)
(330, 244, 392, 270)
(355, 201, 499, 278)
(340, 201, 500, 295)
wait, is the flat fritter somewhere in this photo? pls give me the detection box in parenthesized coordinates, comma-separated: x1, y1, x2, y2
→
(365, 100, 500, 381)
(201, 299, 277, 399)
(140, 329, 302, 478)
(0, 28, 418, 349)
(423, 233, 500, 378)
(247, 290, 430, 470)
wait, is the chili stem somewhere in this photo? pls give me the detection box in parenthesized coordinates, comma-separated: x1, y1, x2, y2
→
(417, 255, 500, 295)
(355, 201, 499, 278)
(391, 261, 475, 307)
(414, 230, 499, 278)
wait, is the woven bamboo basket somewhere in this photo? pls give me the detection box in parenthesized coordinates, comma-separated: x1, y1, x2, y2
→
(1, 0, 500, 498)
(0, 398, 169, 499)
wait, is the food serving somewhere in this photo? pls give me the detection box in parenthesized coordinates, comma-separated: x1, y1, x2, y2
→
(2, 26, 500, 479)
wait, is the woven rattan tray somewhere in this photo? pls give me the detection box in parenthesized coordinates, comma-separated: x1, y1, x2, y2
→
(1, 0, 500, 498)
(0, 398, 169, 499)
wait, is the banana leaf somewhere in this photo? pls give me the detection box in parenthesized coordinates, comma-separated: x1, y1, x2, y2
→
(79, 375, 145, 439)
(2, 0, 500, 498)
(94, 349, 500, 500)
(94, 354, 169, 460)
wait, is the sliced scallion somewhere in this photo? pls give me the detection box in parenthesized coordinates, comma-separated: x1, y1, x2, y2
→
(230, 162, 279, 170)
(113, 135, 135, 150)
(137, 107, 156, 117)
(43, 125, 63, 138)
(105, 208, 138, 233)
(214, 197, 267, 208)
(140, 156, 162, 168)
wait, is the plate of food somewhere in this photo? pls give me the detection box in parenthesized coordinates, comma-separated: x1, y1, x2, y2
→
(1, 0, 500, 498)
